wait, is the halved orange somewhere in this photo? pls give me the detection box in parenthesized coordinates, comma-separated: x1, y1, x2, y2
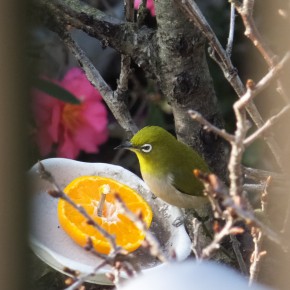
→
(58, 176, 153, 254)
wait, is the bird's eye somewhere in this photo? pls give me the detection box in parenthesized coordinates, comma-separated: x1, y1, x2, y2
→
(141, 144, 152, 153)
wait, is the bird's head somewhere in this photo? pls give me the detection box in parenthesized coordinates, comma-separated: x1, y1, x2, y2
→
(115, 126, 176, 162)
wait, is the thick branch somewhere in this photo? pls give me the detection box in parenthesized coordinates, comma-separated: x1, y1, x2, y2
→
(31, 0, 157, 78)
(155, 0, 228, 179)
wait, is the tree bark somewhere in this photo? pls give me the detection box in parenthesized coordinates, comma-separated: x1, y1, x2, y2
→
(31, 0, 228, 180)
(154, 0, 228, 179)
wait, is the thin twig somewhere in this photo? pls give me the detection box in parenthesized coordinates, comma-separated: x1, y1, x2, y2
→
(58, 27, 138, 137)
(65, 260, 108, 290)
(235, 52, 290, 109)
(244, 104, 290, 146)
(191, 218, 202, 260)
(230, 235, 248, 275)
(114, 0, 134, 100)
(175, 0, 287, 171)
(243, 166, 286, 183)
(249, 176, 271, 285)
(249, 229, 266, 285)
(188, 110, 235, 143)
(226, 3, 236, 57)
(227, 51, 290, 199)
(114, 193, 168, 263)
(37, 162, 120, 252)
(231, 0, 276, 67)
(223, 198, 284, 248)
(202, 217, 234, 259)
(231, 0, 290, 104)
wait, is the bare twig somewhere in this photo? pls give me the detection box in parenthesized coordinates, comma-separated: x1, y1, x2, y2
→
(227, 51, 290, 199)
(195, 171, 286, 252)
(202, 217, 234, 259)
(38, 162, 120, 252)
(223, 198, 284, 248)
(188, 110, 235, 143)
(191, 218, 202, 260)
(115, 55, 131, 96)
(249, 177, 271, 285)
(231, 0, 290, 104)
(115, 0, 134, 99)
(58, 27, 138, 137)
(231, 0, 276, 67)
(243, 166, 286, 184)
(38, 163, 149, 289)
(235, 52, 290, 108)
(249, 229, 266, 285)
(65, 260, 108, 290)
(226, 3, 236, 57)
(230, 235, 248, 275)
(175, 0, 287, 171)
(114, 193, 168, 263)
(244, 104, 290, 146)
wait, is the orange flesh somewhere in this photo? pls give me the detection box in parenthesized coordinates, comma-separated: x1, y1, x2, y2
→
(58, 176, 153, 254)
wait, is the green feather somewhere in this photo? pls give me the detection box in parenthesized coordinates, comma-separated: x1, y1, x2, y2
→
(130, 126, 210, 197)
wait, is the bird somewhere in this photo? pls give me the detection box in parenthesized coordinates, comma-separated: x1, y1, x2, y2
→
(115, 126, 210, 209)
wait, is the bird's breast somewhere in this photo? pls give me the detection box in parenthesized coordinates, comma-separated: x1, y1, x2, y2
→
(141, 172, 208, 209)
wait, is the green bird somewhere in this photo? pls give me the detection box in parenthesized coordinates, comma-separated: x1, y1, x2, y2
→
(116, 126, 210, 208)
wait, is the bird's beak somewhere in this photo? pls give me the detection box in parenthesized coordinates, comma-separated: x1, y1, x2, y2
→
(114, 141, 133, 150)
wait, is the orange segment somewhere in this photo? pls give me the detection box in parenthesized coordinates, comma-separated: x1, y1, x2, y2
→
(58, 176, 153, 254)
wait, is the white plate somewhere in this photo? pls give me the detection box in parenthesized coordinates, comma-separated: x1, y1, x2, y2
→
(28, 158, 191, 285)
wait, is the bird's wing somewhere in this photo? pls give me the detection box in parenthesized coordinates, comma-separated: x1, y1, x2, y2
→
(167, 167, 205, 197)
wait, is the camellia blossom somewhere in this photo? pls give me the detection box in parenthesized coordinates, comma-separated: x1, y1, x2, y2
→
(32, 67, 108, 159)
(134, 0, 155, 16)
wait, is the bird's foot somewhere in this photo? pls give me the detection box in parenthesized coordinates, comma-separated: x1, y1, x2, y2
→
(151, 193, 157, 199)
(172, 216, 185, 227)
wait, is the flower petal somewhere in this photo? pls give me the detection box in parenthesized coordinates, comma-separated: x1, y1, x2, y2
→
(57, 130, 80, 159)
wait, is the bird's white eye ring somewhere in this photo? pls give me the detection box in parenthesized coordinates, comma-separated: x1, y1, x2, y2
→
(141, 144, 152, 153)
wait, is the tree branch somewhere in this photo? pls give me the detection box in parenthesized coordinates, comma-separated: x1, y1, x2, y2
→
(244, 104, 290, 146)
(175, 0, 287, 171)
(59, 27, 138, 136)
(226, 3, 236, 57)
(31, 0, 157, 78)
(231, 0, 277, 67)
(189, 110, 235, 143)
(154, 0, 228, 179)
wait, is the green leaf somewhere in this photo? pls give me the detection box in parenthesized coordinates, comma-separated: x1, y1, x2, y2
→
(32, 78, 80, 104)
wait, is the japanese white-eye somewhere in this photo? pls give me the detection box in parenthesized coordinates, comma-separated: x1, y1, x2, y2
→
(116, 126, 210, 208)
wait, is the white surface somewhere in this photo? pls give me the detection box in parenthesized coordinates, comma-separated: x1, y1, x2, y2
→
(119, 260, 272, 290)
(28, 158, 192, 285)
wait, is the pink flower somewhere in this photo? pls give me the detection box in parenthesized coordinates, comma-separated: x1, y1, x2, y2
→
(32, 67, 108, 159)
(134, 0, 155, 16)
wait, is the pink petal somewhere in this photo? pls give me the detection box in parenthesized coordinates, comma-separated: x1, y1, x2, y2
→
(134, 0, 155, 16)
(61, 68, 102, 102)
(35, 129, 54, 156)
(73, 126, 101, 153)
(83, 101, 108, 132)
(57, 130, 80, 159)
(47, 102, 62, 142)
